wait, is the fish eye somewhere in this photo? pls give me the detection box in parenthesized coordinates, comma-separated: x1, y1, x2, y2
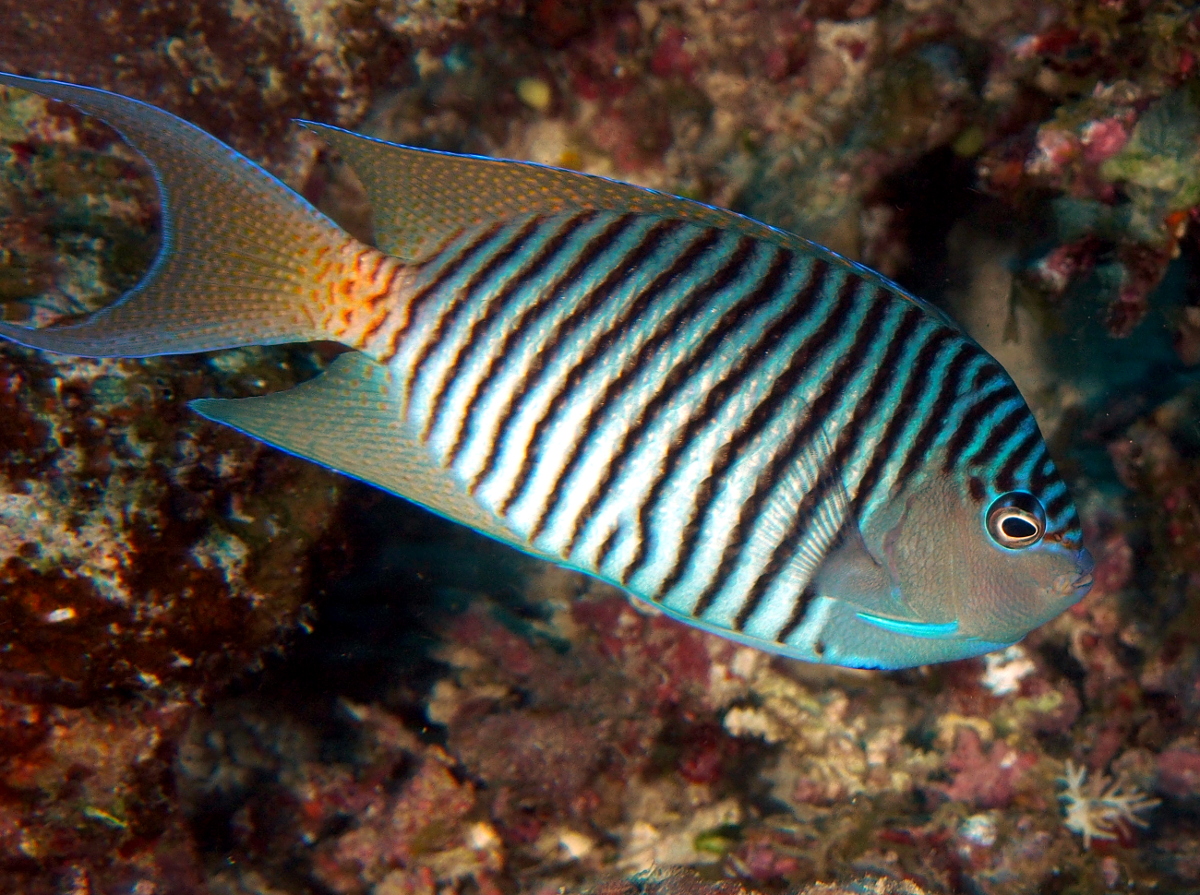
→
(985, 491, 1046, 549)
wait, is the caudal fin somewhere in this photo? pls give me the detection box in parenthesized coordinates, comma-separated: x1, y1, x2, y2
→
(0, 73, 353, 358)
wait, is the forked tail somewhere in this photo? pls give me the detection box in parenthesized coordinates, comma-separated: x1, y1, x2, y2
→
(0, 73, 359, 358)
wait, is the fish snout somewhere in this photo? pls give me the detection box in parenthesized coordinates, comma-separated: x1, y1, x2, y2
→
(1075, 546, 1095, 584)
(1052, 548, 1094, 603)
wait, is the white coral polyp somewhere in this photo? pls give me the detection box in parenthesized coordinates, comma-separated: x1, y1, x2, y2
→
(1059, 760, 1159, 848)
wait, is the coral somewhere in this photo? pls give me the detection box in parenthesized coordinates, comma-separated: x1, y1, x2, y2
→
(569, 867, 764, 895)
(0, 0, 352, 186)
(970, 7, 1200, 342)
(0, 698, 205, 894)
(980, 645, 1036, 697)
(0, 75, 347, 894)
(1059, 760, 1159, 849)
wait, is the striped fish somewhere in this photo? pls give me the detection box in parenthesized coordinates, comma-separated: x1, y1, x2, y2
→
(0, 74, 1093, 669)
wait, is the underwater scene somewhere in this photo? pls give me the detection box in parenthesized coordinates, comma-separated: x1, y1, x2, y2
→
(1, 0, 1200, 892)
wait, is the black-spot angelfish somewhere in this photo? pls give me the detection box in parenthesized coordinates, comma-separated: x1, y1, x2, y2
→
(0, 74, 1094, 669)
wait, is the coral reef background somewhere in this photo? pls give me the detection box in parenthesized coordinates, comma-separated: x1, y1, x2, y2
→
(1, 0, 1200, 893)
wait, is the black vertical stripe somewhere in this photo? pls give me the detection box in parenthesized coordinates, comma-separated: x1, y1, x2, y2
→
(387, 222, 501, 358)
(441, 212, 620, 462)
(560, 247, 792, 558)
(689, 280, 889, 622)
(732, 306, 926, 632)
(464, 213, 649, 490)
(1027, 452, 1054, 494)
(497, 224, 719, 520)
(939, 382, 1021, 472)
(432, 213, 594, 454)
(852, 335, 964, 516)
(1045, 490, 1071, 519)
(654, 274, 866, 601)
(410, 216, 544, 416)
(776, 584, 819, 644)
(615, 259, 833, 586)
(528, 236, 758, 544)
(595, 525, 621, 574)
(732, 482, 830, 633)
(993, 426, 1041, 492)
(966, 406, 1025, 469)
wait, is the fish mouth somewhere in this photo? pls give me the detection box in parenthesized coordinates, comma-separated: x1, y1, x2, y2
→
(1051, 549, 1094, 608)
(1072, 548, 1095, 593)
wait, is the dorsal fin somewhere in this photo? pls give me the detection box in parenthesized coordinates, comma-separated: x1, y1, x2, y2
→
(299, 122, 801, 262)
(296, 123, 952, 324)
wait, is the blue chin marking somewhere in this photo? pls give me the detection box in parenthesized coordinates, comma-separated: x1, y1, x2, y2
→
(855, 612, 960, 639)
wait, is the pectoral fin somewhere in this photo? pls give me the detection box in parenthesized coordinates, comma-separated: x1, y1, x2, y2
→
(812, 521, 896, 611)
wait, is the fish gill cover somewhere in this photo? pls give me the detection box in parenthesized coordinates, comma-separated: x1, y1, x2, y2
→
(0, 1, 1197, 894)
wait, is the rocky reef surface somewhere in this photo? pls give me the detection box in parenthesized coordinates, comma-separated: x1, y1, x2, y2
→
(2, 1, 1200, 893)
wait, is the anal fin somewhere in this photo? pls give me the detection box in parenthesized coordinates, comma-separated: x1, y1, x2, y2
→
(191, 352, 520, 548)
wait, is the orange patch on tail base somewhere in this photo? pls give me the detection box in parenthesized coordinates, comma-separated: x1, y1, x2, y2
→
(316, 240, 413, 361)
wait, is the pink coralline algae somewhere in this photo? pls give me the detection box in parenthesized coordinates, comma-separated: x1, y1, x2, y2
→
(933, 727, 1038, 811)
(1080, 116, 1130, 167)
(1156, 741, 1200, 802)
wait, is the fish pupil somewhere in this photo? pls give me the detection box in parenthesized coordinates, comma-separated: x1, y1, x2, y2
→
(1001, 516, 1037, 539)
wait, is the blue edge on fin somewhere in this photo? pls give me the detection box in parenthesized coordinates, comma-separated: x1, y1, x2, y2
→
(855, 612, 960, 639)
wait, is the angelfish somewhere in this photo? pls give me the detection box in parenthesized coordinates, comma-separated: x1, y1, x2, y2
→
(0, 74, 1093, 669)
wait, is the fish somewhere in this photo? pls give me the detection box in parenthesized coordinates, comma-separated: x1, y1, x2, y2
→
(0, 73, 1094, 670)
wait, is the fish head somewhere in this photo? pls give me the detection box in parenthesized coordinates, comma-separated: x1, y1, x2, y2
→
(810, 436, 1092, 669)
(864, 470, 1092, 642)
